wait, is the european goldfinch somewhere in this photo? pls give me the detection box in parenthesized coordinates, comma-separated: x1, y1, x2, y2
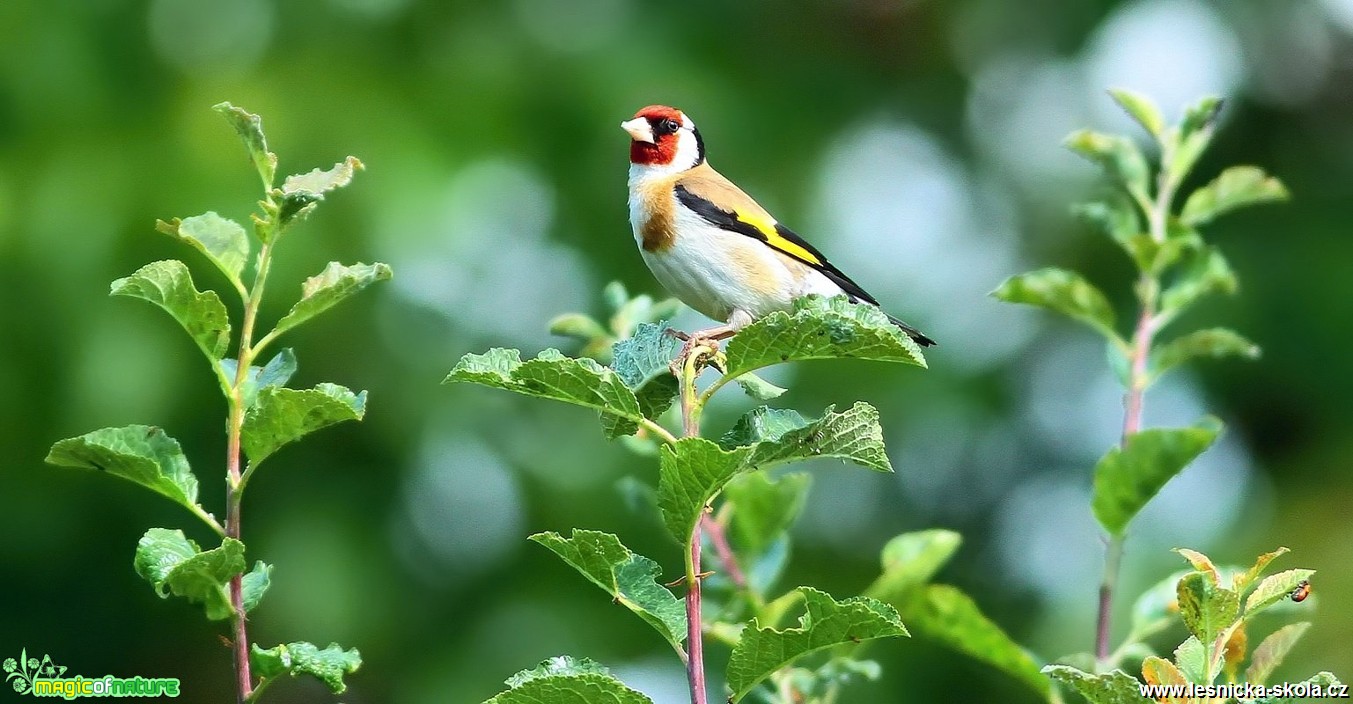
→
(622, 105, 935, 348)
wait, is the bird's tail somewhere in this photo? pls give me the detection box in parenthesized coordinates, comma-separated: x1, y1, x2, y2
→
(887, 314, 936, 347)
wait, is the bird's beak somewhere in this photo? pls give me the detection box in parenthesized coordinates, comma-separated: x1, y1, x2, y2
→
(621, 118, 654, 144)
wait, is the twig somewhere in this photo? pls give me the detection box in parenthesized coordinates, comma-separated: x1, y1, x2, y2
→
(679, 343, 713, 704)
(701, 514, 747, 590)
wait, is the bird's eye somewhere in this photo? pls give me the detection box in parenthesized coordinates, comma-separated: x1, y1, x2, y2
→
(660, 118, 680, 134)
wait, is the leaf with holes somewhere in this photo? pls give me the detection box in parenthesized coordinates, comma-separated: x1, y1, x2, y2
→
(1176, 572, 1239, 646)
(726, 587, 908, 702)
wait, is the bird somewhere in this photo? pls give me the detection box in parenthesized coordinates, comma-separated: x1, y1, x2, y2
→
(621, 104, 935, 351)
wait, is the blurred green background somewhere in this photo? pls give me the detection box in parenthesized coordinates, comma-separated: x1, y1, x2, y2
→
(3, 0, 1350, 701)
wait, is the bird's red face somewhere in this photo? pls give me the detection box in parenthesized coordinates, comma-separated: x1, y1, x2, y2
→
(622, 105, 702, 169)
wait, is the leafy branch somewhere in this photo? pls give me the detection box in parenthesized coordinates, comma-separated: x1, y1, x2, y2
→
(45, 103, 387, 703)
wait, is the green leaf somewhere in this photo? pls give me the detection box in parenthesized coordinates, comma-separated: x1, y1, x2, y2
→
(725, 587, 908, 702)
(46, 425, 203, 515)
(1180, 166, 1288, 227)
(504, 656, 612, 688)
(241, 383, 367, 465)
(278, 157, 365, 228)
(1152, 328, 1259, 381)
(1173, 636, 1207, 684)
(1160, 247, 1237, 316)
(549, 313, 609, 343)
(610, 322, 680, 419)
(1042, 665, 1151, 704)
(221, 348, 299, 409)
(271, 261, 392, 337)
(1174, 547, 1222, 585)
(722, 295, 926, 379)
(241, 561, 272, 613)
(1247, 622, 1310, 686)
(658, 403, 891, 542)
(447, 348, 646, 438)
(133, 529, 244, 621)
(1091, 417, 1223, 536)
(896, 584, 1048, 697)
(155, 212, 250, 288)
(865, 530, 963, 602)
(657, 438, 750, 543)
(991, 268, 1121, 343)
(1064, 129, 1151, 202)
(723, 472, 812, 560)
(1171, 96, 1223, 180)
(1108, 88, 1165, 138)
(1234, 547, 1289, 593)
(529, 530, 686, 653)
(734, 373, 787, 400)
(485, 660, 654, 704)
(1176, 571, 1240, 646)
(213, 102, 276, 189)
(110, 260, 231, 360)
(251, 642, 361, 694)
(1245, 569, 1315, 618)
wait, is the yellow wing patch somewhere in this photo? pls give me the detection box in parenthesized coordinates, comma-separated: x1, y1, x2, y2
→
(734, 211, 822, 266)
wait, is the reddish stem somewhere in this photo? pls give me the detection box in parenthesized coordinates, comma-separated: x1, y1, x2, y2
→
(701, 514, 747, 589)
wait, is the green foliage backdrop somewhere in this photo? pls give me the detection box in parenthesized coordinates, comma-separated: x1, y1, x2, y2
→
(2, 1, 1350, 701)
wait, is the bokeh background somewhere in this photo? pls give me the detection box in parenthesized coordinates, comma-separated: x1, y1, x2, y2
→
(2, 0, 1350, 701)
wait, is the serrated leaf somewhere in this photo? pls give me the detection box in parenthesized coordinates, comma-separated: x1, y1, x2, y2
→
(484, 672, 653, 704)
(865, 530, 963, 602)
(991, 268, 1121, 343)
(741, 402, 892, 472)
(1174, 548, 1222, 585)
(529, 531, 686, 653)
(271, 261, 392, 337)
(1042, 665, 1152, 704)
(1064, 129, 1151, 202)
(1091, 418, 1222, 536)
(446, 348, 646, 438)
(133, 529, 244, 621)
(723, 472, 812, 560)
(221, 348, 298, 409)
(1174, 636, 1206, 684)
(110, 260, 231, 360)
(213, 102, 276, 189)
(1234, 547, 1289, 592)
(1245, 569, 1315, 618)
(722, 295, 926, 379)
(611, 322, 680, 420)
(1176, 572, 1239, 646)
(156, 212, 249, 286)
(241, 561, 272, 613)
(1247, 623, 1310, 686)
(726, 587, 908, 702)
(1181, 166, 1288, 227)
(241, 383, 367, 465)
(1256, 672, 1344, 704)
(251, 642, 361, 694)
(658, 438, 750, 543)
(282, 156, 363, 197)
(1161, 247, 1236, 316)
(895, 584, 1048, 697)
(46, 425, 202, 514)
(1153, 328, 1259, 381)
(1141, 656, 1187, 702)
(504, 656, 612, 688)
(1109, 88, 1165, 137)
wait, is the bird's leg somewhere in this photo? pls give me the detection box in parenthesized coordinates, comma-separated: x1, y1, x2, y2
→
(666, 324, 736, 376)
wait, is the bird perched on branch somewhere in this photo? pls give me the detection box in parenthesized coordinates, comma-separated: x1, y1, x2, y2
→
(622, 104, 935, 350)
